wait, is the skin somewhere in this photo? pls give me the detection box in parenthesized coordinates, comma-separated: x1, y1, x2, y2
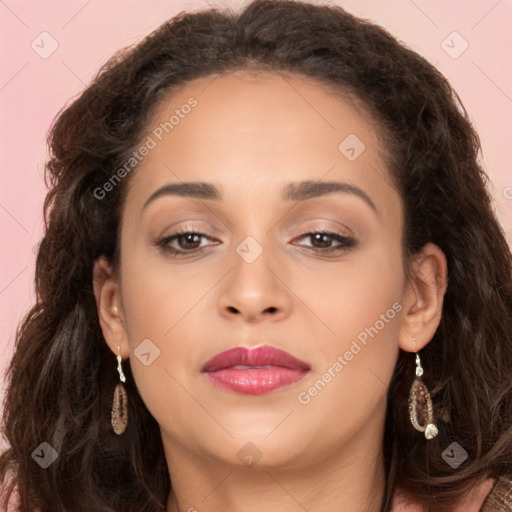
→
(93, 70, 447, 512)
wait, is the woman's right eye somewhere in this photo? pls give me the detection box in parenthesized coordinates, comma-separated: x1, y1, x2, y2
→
(156, 230, 219, 256)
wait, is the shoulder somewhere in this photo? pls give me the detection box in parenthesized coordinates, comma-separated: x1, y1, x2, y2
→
(480, 475, 512, 512)
(391, 477, 505, 512)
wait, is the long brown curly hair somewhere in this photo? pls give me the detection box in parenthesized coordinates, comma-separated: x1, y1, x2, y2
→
(1, 1, 511, 511)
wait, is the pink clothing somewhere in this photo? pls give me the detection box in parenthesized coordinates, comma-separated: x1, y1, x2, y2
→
(391, 479, 496, 511)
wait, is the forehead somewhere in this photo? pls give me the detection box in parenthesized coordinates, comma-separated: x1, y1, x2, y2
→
(123, 70, 394, 210)
(147, 70, 377, 144)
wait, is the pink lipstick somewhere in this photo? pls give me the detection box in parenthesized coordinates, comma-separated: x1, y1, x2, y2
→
(201, 345, 311, 395)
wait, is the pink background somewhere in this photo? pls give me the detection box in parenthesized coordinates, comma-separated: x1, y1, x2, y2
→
(1, 0, 511, 465)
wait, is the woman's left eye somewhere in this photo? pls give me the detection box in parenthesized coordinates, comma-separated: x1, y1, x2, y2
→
(292, 231, 356, 254)
(156, 229, 355, 257)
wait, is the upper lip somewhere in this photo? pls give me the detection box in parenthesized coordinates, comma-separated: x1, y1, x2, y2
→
(201, 345, 311, 372)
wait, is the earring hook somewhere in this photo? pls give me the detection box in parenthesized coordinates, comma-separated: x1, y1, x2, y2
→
(117, 346, 126, 383)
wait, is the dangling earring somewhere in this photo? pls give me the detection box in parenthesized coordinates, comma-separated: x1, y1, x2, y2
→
(408, 345, 438, 440)
(111, 346, 128, 435)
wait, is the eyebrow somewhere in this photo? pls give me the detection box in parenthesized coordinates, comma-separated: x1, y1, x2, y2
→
(142, 180, 377, 213)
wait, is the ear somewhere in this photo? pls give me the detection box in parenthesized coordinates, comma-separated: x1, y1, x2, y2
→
(398, 243, 448, 353)
(92, 255, 129, 358)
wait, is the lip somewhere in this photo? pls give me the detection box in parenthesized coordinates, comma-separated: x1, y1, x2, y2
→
(201, 345, 311, 395)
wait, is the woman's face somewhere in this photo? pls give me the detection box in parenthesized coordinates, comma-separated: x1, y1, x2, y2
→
(99, 70, 423, 471)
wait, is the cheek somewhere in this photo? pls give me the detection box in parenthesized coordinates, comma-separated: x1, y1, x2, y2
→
(304, 240, 405, 342)
(291, 266, 403, 454)
(118, 245, 231, 419)
(120, 243, 217, 337)
(298, 240, 404, 407)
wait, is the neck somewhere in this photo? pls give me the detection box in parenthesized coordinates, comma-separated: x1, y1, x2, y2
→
(164, 424, 387, 512)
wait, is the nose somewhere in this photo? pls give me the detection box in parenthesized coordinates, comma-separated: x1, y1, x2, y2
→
(217, 240, 293, 323)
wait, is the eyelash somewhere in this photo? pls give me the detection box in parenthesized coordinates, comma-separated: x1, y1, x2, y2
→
(156, 228, 356, 257)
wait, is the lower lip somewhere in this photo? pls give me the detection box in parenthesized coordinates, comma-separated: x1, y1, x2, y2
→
(204, 367, 309, 395)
